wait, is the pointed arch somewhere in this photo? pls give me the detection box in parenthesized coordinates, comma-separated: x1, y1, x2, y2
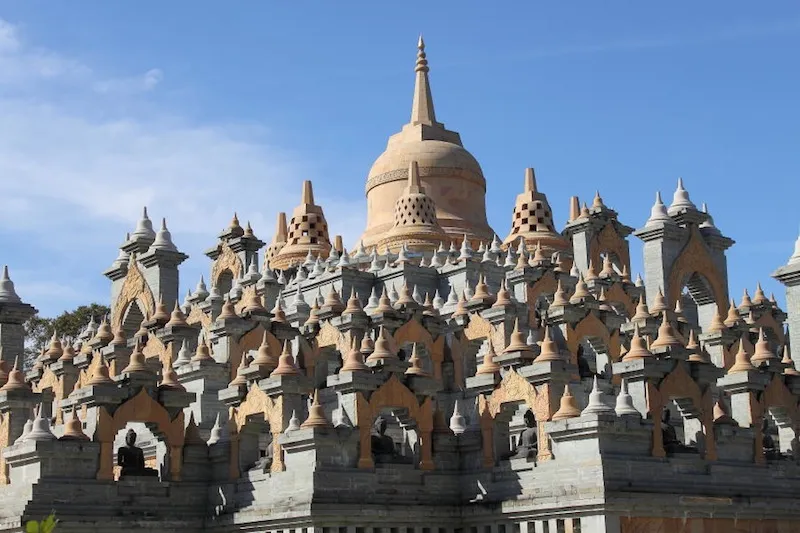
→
(355, 375, 433, 469)
(111, 258, 156, 332)
(211, 243, 243, 290)
(589, 223, 631, 275)
(666, 227, 727, 310)
(95, 389, 185, 481)
(234, 385, 285, 472)
(566, 312, 611, 367)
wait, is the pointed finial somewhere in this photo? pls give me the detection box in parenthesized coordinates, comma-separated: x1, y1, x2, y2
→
(524, 167, 537, 193)
(301, 180, 315, 205)
(410, 34, 437, 126)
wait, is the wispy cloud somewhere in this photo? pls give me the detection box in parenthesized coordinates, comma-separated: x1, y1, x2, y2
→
(441, 17, 800, 68)
(0, 18, 364, 316)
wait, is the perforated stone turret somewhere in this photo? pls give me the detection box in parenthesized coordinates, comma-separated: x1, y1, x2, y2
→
(504, 167, 570, 252)
(273, 181, 331, 270)
(376, 161, 447, 252)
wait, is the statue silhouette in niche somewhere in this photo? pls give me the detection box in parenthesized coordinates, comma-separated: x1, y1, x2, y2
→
(248, 440, 274, 472)
(661, 409, 696, 455)
(371, 415, 411, 465)
(117, 429, 159, 478)
(762, 418, 784, 461)
(509, 409, 538, 460)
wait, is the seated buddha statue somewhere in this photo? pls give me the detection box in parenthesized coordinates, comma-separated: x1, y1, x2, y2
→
(510, 410, 538, 460)
(117, 429, 159, 479)
(661, 410, 696, 455)
(371, 416, 401, 464)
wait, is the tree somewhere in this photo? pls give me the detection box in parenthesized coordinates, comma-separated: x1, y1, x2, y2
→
(23, 303, 110, 368)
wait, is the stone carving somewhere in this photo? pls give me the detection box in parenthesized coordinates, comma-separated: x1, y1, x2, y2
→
(211, 243, 243, 289)
(186, 303, 212, 331)
(111, 256, 156, 332)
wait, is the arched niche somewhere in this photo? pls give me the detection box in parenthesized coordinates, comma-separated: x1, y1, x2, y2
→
(604, 282, 636, 317)
(232, 325, 281, 381)
(526, 272, 558, 320)
(394, 319, 444, 379)
(111, 258, 155, 332)
(589, 223, 632, 276)
(355, 375, 433, 470)
(217, 269, 234, 297)
(121, 299, 146, 339)
(95, 389, 185, 481)
(652, 363, 714, 460)
(479, 369, 555, 464)
(211, 243, 243, 292)
(763, 376, 799, 460)
(666, 228, 727, 332)
(564, 312, 620, 372)
(233, 385, 285, 473)
(112, 422, 165, 480)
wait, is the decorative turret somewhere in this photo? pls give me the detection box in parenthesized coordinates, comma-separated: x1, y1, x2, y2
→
(0, 266, 38, 366)
(359, 37, 494, 248)
(376, 161, 447, 252)
(272, 181, 332, 270)
(504, 168, 570, 252)
(266, 212, 288, 267)
(774, 229, 800, 357)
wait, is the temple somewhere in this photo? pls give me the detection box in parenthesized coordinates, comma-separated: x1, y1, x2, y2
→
(1, 38, 800, 533)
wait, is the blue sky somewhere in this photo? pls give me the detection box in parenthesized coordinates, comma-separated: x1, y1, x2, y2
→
(0, 2, 798, 317)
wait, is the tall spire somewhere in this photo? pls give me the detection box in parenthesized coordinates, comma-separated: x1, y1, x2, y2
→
(410, 35, 439, 127)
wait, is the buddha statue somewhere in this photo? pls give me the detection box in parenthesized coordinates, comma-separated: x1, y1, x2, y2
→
(371, 416, 402, 464)
(117, 429, 159, 479)
(510, 410, 538, 460)
(661, 410, 695, 455)
(248, 440, 274, 472)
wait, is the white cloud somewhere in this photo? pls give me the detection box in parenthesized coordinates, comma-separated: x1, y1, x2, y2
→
(0, 18, 365, 316)
(93, 68, 164, 95)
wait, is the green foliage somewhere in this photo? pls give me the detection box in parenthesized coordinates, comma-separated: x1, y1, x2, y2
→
(23, 303, 110, 369)
(25, 512, 58, 533)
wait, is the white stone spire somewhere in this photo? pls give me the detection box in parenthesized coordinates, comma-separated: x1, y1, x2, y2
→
(668, 177, 696, 214)
(582, 376, 614, 415)
(789, 228, 800, 265)
(614, 378, 640, 417)
(150, 218, 178, 252)
(131, 206, 156, 241)
(645, 192, 674, 226)
(0, 266, 21, 303)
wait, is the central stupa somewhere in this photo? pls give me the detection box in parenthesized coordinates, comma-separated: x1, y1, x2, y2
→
(359, 37, 495, 249)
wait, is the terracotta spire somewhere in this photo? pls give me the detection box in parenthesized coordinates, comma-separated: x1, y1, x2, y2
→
(60, 409, 90, 441)
(552, 385, 581, 420)
(410, 35, 439, 127)
(301, 390, 333, 429)
(475, 339, 501, 375)
(728, 336, 755, 374)
(0, 356, 27, 392)
(504, 168, 569, 251)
